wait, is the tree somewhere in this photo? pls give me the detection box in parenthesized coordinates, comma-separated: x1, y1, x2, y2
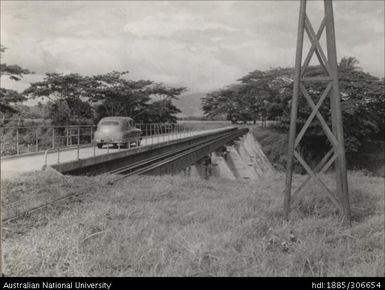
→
(339, 56, 361, 71)
(88, 72, 185, 124)
(140, 83, 185, 123)
(24, 70, 185, 125)
(44, 98, 93, 126)
(202, 86, 241, 122)
(202, 67, 294, 123)
(202, 56, 384, 161)
(142, 99, 181, 123)
(0, 89, 26, 114)
(0, 45, 31, 114)
(288, 58, 384, 154)
(23, 72, 93, 124)
(23, 72, 91, 101)
(87, 71, 153, 122)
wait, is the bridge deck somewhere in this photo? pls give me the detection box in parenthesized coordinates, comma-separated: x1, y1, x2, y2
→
(1, 127, 234, 179)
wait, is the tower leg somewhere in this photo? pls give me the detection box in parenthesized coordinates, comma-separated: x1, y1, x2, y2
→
(324, 0, 351, 224)
(284, 0, 307, 220)
(284, 0, 351, 225)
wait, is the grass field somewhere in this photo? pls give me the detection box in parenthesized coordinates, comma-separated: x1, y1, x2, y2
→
(1, 170, 383, 277)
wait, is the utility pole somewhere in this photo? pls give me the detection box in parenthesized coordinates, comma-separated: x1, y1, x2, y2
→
(284, 0, 351, 225)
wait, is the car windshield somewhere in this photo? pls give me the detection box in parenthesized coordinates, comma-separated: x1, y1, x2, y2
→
(101, 121, 120, 126)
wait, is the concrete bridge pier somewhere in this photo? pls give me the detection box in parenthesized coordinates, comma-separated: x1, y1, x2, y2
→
(179, 133, 273, 181)
(243, 133, 274, 174)
(225, 145, 259, 180)
(181, 155, 211, 179)
(192, 155, 212, 179)
(189, 166, 201, 178)
(179, 132, 274, 181)
(235, 138, 262, 177)
(211, 151, 235, 180)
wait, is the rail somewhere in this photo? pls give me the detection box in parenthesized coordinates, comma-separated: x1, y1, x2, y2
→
(107, 128, 248, 183)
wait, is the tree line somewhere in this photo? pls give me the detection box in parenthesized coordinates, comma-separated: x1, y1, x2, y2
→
(1, 45, 185, 125)
(202, 57, 384, 156)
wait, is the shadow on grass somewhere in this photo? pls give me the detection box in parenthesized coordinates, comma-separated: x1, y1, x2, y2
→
(291, 182, 381, 223)
(349, 189, 380, 222)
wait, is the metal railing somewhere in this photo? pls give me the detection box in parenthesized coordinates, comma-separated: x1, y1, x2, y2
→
(39, 123, 201, 167)
(0, 125, 96, 157)
(0, 123, 190, 157)
(1, 121, 278, 159)
(44, 143, 88, 166)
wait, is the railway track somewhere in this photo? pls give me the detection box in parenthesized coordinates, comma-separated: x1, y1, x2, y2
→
(3, 128, 248, 223)
(106, 128, 247, 183)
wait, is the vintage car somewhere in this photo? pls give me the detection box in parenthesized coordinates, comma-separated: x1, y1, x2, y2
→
(94, 117, 142, 149)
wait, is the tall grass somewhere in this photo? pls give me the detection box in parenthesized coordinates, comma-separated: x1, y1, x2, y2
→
(1, 171, 384, 276)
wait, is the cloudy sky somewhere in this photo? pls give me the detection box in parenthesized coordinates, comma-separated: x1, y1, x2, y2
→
(1, 0, 384, 95)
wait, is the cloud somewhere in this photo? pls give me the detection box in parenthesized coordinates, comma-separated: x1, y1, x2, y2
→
(1, 1, 383, 95)
(124, 12, 238, 37)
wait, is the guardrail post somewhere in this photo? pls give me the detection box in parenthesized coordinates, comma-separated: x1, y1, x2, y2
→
(57, 147, 60, 163)
(52, 128, 55, 149)
(93, 142, 96, 156)
(35, 129, 39, 152)
(77, 126, 80, 145)
(77, 144, 80, 160)
(44, 149, 48, 166)
(90, 126, 93, 144)
(66, 127, 69, 146)
(16, 128, 19, 155)
(0, 129, 3, 154)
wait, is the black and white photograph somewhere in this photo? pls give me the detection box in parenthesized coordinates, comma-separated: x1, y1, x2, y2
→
(0, 0, 384, 281)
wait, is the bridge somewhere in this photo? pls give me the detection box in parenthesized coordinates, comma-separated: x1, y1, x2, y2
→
(1, 124, 272, 180)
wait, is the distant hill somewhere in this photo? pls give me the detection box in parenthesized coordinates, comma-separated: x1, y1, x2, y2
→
(174, 92, 206, 118)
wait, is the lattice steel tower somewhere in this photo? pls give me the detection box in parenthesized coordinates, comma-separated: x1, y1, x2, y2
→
(284, 0, 351, 224)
